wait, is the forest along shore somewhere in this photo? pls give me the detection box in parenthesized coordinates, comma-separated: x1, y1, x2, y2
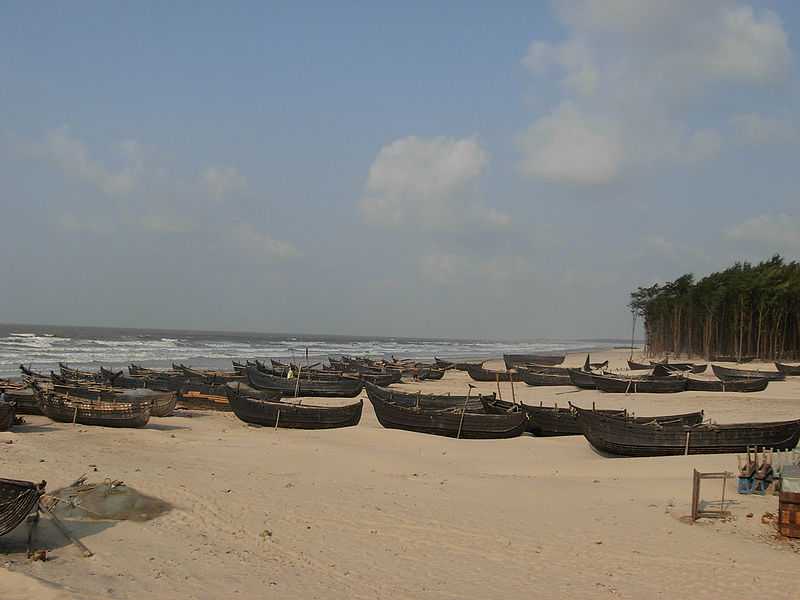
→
(2, 348, 799, 599)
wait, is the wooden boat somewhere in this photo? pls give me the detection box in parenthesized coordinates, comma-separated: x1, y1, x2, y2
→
(367, 391, 528, 439)
(0, 401, 15, 431)
(0, 478, 46, 537)
(433, 357, 456, 370)
(174, 364, 244, 384)
(225, 386, 362, 429)
(685, 377, 769, 393)
(50, 384, 177, 416)
(590, 373, 687, 393)
(483, 399, 703, 436)
(567, 368, 597, 390)
(775, 363, 800, 376)
(246, 366, 362, 398)
(38, 391, 150, 428)
(415, 368, 445, 381)
(4, 387, 41, 415)
(518, 369, 572, 386)
(503, 354, 565, 369)
(518, 364, 570, 376)
(359, 371, 402, 386)
(19, 364, 49, 380)
(466, 364, 520, 382)
(363, 382, 487, 411)
(711, 364, 785, 382)
(627, 359, 652, 370)
(573, 406, 800, 457)
(652, 363, 707, 376)
(59, 363, 101, 381)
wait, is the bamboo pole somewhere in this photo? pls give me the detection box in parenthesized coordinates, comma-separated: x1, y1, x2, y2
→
(40, 501, 93, 557)
(456, 385, 474, 440)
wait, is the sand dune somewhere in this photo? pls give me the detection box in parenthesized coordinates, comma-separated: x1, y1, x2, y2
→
(2, 349, 799, 599)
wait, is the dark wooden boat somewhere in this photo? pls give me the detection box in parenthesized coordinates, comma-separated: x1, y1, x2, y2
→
(0, 401, 15, 431)
(573, 406, 800, 457)
(433, 357, 456, 370)
(518, 369, 572, 386)
(59, 363, 101, 381)
(367, 391, 528, 439)
(775, 363, 800, 376)
(225, 386, 362, 429)
(503, 354, 565, 369)
(567, 368, 597, 389)
(19, 364, 48, 380)
(685, 377, 769, 393)
(518, 364, 570, 376)
(627, 359, 652, 370)
(652, 363, 707, 376)
(49, 384, 177, 416)
(175, 364, 244, 384)
(0, 478, 46, 537)
(246, 366, 362, 398)
(711, 364, 785, 382)
(363, 382, 487, 411)
(359, 371, 402, 386)
(466, 365, 520, 382)
(483, 399, 703, 436)
(38, 391, 150, 428)
(590, 373, 687, 393)
(4, 387, 41, 415)
(415, 368, 445, 381)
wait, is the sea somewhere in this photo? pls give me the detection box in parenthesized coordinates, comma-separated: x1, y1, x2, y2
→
(0, 323, 628, 379)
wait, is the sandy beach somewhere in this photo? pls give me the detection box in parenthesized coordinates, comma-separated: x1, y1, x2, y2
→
(2, 348, 799, 599)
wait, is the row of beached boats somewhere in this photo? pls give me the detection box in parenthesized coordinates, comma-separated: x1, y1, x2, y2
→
(461, 354, 797, 394)
(3, 353, 800, 458)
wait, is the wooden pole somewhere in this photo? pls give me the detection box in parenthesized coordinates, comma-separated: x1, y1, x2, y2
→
(509, 373, 517, 405)
(40, 502, 93, 557)
(274, 408, 280, 431)
(456, 386, 473, 440)
(495, 374, 502, 401)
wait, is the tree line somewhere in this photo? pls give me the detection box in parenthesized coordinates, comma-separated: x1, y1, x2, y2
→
(629, 255, 800, 361)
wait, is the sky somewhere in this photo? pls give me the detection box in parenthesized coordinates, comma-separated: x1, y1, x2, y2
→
(1, 0, 799, 340)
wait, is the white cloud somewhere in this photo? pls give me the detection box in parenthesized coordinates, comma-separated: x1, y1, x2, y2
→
(705, 6, 791, 84)
(139, 215, 190, 234)
(731, 113, 797, 144)
(360, 135, 508, 229)
(518, 1, 792, 185)
(726, 214, 800, 250)
(232, 223, 299, 260)
(31, 127, 141, 195)
(419, 253, 533, 286)
(202, 166, 247, 199)
(523, 39, 598, 95)
(517, 103, 623, 184)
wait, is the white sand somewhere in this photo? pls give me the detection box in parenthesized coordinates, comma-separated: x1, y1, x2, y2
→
(2, 349, 799, 599)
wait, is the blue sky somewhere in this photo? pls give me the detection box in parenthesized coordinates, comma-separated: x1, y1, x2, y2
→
(1, 1, 799, 339)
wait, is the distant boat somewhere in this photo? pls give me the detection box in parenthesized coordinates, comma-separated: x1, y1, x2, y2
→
(503, 354, 565, 369)
(466, 364, 520, 382)
(711, 364, 785, 382)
